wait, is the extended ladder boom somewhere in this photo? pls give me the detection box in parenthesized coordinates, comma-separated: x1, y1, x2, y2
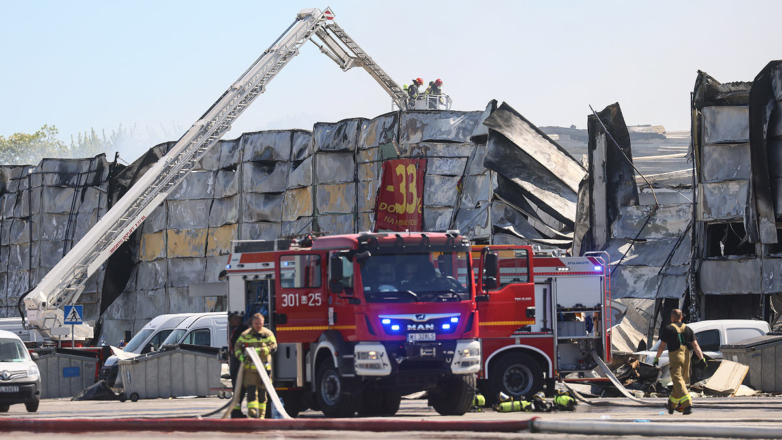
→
(311, 22, 409, 109)
(25, 8, 366, 340)
(24, 7, 413, 341)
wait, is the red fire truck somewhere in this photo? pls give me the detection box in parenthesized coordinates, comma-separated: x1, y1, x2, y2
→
(224, 233, 610, 417)
(225, 231, 483, 417)
(472, 246, 611, 403)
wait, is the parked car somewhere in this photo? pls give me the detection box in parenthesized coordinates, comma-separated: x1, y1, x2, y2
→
(0, 329, 41, 413)
(160, 312, 228, 349)
(634, 319, 770, 365)
(99, 313, 192, 387)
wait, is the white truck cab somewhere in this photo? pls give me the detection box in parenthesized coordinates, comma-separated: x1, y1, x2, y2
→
(160, 312, 228, 349)
(99, 313, 192, 386)
(635, 319, 770, 365)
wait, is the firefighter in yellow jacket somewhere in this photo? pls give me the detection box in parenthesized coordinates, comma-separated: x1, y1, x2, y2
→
(653, 309, 706, 415)
(233, 313, 277, 418)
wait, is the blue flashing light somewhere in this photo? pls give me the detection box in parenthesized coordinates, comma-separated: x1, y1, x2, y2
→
(442, 324, 451, 330)
(594, 266, 602, 271)
(381, 318, 391, 325)
(391, 325, 400, 331)
(450, 317, 459, 323)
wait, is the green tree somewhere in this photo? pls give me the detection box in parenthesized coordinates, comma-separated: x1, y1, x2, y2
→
(70, 128, 111, 158)
(0, 125, 70, 165)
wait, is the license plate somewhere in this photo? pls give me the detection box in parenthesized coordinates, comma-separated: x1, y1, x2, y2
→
(0, 386, 19, 393)
(407, 333, 436, 342)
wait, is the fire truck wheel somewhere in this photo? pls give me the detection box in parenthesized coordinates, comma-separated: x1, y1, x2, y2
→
(358, 389, 401, 416)
(489, 353, 543, 401)
(429, 373, 475, 416)
(316, 364, 361, 418)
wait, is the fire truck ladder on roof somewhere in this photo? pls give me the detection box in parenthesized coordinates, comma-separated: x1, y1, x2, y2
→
(26, 7, 404, 340)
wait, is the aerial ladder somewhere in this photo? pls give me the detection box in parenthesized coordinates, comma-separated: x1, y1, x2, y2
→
(21, 7, 412, 341)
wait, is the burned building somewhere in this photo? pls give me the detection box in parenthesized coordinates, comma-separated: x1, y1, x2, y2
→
(1, 102, 583, 343)
(691, 63, 782, 323)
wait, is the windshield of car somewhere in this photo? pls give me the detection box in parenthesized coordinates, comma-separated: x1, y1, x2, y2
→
(360, 252, 471, 303)
(123, 329, 154, 352)
(162, 329, 187, 346)
(0, 338, 29, 362)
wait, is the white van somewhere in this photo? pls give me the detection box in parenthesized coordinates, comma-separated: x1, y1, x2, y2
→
(99, 313, 192, 386)
(635, 319, 770, 365)
(160, 312, 228, 349)
(0, 329, 41, 413)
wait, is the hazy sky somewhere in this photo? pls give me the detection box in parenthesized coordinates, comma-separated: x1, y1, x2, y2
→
(1, 1, 780, 160)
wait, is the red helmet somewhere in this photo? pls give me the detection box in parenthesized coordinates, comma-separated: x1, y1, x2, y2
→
(435, 79, 442, 86)
(416, 78, 424, 85)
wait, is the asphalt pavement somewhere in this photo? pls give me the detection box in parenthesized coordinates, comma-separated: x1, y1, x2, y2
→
(2, 396, 782, 439)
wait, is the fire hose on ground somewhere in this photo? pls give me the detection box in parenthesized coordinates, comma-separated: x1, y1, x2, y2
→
(221, 346, 291, 419)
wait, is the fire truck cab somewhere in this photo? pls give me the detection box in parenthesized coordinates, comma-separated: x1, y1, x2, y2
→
(225, 231, 481, 417)
(475, 246, 611, 403)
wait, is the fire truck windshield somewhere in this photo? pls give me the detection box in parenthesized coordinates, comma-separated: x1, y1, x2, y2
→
(360, 252, 471, 303)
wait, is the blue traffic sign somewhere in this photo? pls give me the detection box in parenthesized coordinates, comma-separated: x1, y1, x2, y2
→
(63, 305, 83, 325)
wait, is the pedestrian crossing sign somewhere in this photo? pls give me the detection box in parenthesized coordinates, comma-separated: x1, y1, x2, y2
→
(64, 305, 83, 325)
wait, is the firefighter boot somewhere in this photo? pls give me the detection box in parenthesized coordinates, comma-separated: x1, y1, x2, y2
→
(258, 402, 267, 419)
(230, 405, 246, 419)
(665, 399, 675, 415)
(682, 405, 692, 415)
(246, 386, 260, 419)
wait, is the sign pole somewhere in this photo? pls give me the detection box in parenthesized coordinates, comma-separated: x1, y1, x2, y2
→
(72, 324, 75, 348)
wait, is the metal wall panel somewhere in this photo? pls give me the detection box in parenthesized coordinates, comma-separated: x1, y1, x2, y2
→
(359, 113, 397, 149)
(612, 204, 691, 240)
(167, 200, 212, 229)
(241, 130, 292, 162)
(702, 106, 749, 144)
(701, 143, 751, 182)
(700, 259, 762, 294)
(206, 224, 236, 257)
(282, 187, 313, 221)
(315, 152, 355, 184)
(167, 171, 215, 200)
(139, 232, 165, 261)
(167, 258, 206, 288)
(399, 111, 483, 144)
(313, 119, 363, 152)
(166, 229, 208, 258)
(292, 131, 313, 161)
(241, 222, 282, 241)
(242, 162, 289, 193)
(485, 102, 585, 192)
(423, 207, 452, 232)
(423, 175, 460, 207)
(214, 170, 239, 198)
(288, 156, 313, 188)
(698, 181, 748, 221)
(208, 196, 239, 228)
(317, 183, 356, 215)
(242, 193, 284, 223)
(318, 214, 354, 235)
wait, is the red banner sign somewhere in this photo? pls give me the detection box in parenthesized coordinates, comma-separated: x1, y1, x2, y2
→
(375, 159, 426, 231)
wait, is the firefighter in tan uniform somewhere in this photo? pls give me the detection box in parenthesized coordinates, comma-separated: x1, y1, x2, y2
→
(653, 309, 706, 415)
(233, 313, 277, 418)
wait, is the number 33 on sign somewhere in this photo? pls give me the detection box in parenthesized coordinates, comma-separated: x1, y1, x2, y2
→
(280, 292, 322, 307)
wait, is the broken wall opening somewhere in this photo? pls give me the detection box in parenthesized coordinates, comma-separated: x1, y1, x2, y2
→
(704, 294, 764, 320)
(704, 223, 755, 257)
